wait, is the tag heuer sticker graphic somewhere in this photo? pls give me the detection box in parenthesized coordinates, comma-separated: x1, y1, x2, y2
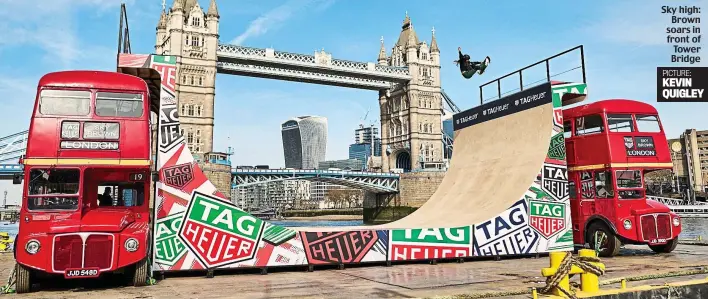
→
(179, 192, 264, 268)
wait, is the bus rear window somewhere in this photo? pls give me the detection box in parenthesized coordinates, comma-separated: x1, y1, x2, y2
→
(635, 115, 661, 132)
(96, 92, 143, 117)
(27, 168, 80, 210)
(39, 90, 90, 116)
(607, 114, 634, 132)
(575, 114, 604, 136)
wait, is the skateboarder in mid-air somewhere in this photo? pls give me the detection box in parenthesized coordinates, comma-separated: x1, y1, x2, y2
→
(455, 47, 490, 79)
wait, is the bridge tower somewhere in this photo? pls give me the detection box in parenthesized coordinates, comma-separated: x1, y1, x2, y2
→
(155, 0, 220, 156)
(379, 14, 443, 172)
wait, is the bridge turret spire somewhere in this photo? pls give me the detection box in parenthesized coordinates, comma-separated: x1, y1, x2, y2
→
(378, 36, 387, 65)
(406, 24, 418, 49)
(430, 27, 439, 53)
(157, 10, 167, 29)
(207, 0, 219, 18)
(170, 0, 183, 12)
(396, 12, 419, 49)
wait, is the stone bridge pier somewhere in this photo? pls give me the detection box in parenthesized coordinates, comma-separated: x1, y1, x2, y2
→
(363, 171, 445, 224)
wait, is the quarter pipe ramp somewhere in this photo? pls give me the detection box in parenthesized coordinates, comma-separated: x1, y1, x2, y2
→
(118, 53, 588, 271)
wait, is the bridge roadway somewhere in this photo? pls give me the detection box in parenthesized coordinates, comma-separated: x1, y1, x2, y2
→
(0, 165, 401, 193)
(2, 244, 706, 298)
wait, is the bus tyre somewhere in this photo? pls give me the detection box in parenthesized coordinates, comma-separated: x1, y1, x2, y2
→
(132, 258, 149, 287)
(587, 222, 621, 257)
(649, 238, 679, 254)
(15, 263, 32, 294)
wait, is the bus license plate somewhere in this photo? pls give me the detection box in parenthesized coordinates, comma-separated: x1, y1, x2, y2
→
(64, 268, 100, 279)
(650, 238, 667, 244)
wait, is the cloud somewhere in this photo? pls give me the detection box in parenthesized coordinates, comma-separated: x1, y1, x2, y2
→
(0, 0, 129, 68)
(230, 0, 336, 45)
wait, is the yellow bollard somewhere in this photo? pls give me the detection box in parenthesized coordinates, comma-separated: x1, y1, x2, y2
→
(531, 287, 538, 299)
(621, 278, 627, 289)
(541, 251, 571, 297)
(578, 249, 601, 293)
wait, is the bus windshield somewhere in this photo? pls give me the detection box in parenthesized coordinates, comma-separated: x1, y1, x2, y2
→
(27, 168, 80, 210)
(616, 170, 644, 199)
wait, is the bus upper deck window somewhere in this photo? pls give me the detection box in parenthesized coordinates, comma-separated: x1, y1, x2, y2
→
(563, 121, 572, 138)
(575, 114, 604, 136)
(96, 92, 143, 117)
(39, 90, 90, 116)
(607, 114, 634, 132)
(635, 115, 661, 132)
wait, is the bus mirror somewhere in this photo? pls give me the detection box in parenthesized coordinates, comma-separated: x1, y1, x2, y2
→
(12, 175, 22, 185)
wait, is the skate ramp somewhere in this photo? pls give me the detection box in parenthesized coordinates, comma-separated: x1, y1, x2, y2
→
(119, 53, 587, 271)
(302, 83, 554, 231)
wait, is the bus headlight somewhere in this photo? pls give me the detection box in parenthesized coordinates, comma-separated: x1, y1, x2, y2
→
(25, 239, 40, 255)
(623, 219, 632, 230)
(124, 238, 139, 252)
(673, 217, 681, 227)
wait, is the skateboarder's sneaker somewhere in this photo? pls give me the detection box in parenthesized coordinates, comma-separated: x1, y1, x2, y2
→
(478, 56, 490, 75)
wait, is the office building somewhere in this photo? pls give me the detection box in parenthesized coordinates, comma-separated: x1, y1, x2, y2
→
(349, 143, 372, 170)
(348, 124, 382, 171)
(442, 116, 454, 161)
(281, 116, 328, 169)
(668, 129, 708, 193)
(232, 180, 313, 210)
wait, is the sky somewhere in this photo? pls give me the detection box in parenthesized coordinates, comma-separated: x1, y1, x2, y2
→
(0, 0, 706, 203)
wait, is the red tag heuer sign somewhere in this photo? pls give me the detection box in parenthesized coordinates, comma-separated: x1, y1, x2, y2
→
(528, 199, 566, 238)
(178, 192, 265, 268)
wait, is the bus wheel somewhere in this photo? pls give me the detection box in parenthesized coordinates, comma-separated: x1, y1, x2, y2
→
(15, 263, 32, 294)
(649, 238, 679, 254)
(587, 222, 621, 257)
(132, 258, 149, 287)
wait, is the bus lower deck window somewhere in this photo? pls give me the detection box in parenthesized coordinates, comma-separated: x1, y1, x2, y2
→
(27, 168, 80, 211)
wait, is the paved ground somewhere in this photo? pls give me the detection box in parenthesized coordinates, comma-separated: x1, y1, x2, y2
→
(2, 244, 707, 299)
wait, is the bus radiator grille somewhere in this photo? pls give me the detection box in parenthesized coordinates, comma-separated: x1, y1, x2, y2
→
(655, 214, 672, 240)
(53, 234, 114, 272)
(84, 235, 113, 269)
(640, 215, 657, 242)
(53, 235, 83, 271)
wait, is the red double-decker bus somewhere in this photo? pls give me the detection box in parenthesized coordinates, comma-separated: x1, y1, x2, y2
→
(13, 70, 155, 292)
(564, 99, 682, 257)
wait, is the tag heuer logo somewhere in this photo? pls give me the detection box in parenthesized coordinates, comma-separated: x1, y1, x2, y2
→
(541, 164, 568, 201)
(162, 163, 194, 189)
(624, 137, 634, 149)
(178, 192, 264, 268)
(154, 213, 188, 266)
(528, 200, 566, 238)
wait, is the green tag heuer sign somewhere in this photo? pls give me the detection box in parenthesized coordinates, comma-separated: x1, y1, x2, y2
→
(154, 212, 187, 266)
(178, 192, 265, 268)
(548, 133, 566, 160)
(528, 200, 566, 238)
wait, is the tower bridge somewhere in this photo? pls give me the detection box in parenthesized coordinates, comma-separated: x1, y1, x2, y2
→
(0, 1, 458, 198)
(156, 0, 446, 173)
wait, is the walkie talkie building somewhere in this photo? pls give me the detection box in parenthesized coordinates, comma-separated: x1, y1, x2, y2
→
(281, 116, 328, 169)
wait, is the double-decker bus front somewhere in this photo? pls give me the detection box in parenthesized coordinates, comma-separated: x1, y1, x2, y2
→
(14, 71, 152, 292)
(564, 99, 681, 257)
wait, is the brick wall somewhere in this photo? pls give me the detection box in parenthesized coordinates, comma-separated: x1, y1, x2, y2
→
(398, 171, 446, 207)
(199, 162, 232, 201)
